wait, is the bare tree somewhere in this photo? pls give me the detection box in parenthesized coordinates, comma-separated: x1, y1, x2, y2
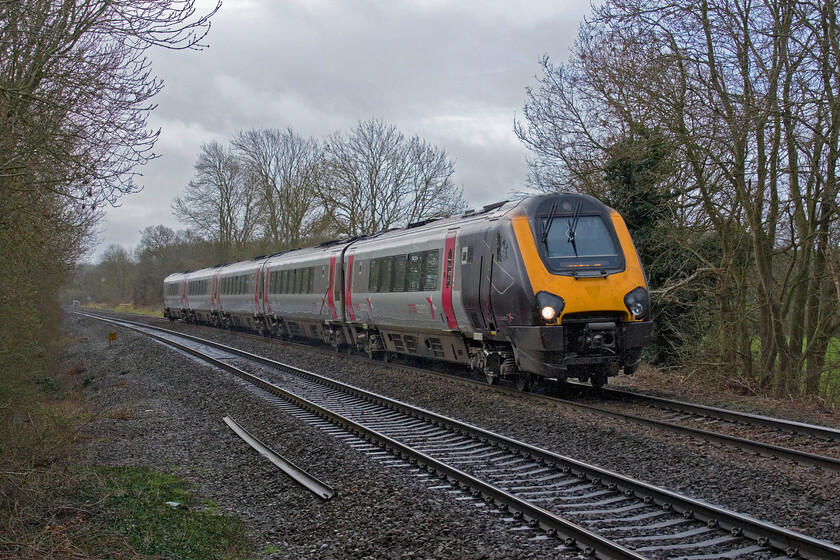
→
(517, 0, 840, 397)
(99, 244, 136, 304)
(318, 118, 465, 237)
(172, 141, 259, 262)
(0, 0, 220, 211)
(233, 128, 323, 249)
(0, 0, 219, 368)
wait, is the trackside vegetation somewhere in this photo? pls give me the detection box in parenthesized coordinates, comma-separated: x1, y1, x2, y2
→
(0, 343, 254, 559)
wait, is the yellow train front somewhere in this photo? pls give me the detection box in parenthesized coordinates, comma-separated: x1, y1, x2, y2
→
(463, 193, 653, 389)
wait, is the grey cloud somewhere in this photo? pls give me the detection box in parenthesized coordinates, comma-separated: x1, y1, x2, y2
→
(97, 0, 589, 258)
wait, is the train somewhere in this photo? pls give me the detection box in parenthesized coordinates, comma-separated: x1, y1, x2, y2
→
(163, 193, 653, 389)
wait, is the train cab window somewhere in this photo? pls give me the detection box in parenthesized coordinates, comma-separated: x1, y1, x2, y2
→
(369, 259, 380, 292)
(407, 253, 422, 291)
(422, 250, 439, 291)
(542, 215, 620, 270)
(393, 256, 407, 292)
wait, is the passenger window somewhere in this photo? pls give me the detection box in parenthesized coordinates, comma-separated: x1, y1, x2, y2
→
(369, 259, 380, 292)
(393, 256, 407, 292)
(423, 250, 439, 290)
(307, 267, 315, 294)
(407, 253, 422, 291)
(294, 269, 302, 294)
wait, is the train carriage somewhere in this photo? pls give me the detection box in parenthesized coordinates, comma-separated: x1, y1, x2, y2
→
(163, 193, 653, 389)
(344, 217, 477, 362)
(261, 242, 350, 344)
(216, 258, 265, 331)
(180, 266, 217, 325)
(163, 272, 188, 321)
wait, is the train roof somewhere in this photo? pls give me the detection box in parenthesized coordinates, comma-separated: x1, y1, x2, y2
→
(162, 194, 610, 278)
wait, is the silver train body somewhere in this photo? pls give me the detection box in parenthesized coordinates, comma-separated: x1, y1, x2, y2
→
(164, 195, 654, 386)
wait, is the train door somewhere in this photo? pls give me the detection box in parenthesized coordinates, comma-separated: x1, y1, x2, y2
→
(442, 230, 459, 330)
(326, 255, 339, 320)
(478, 226, 498, 331)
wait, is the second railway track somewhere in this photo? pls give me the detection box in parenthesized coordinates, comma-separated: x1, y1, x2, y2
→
(97, 309, 840, 474)
(73, 310, 840, 560)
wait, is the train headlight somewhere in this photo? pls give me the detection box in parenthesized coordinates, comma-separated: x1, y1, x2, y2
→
(536, 291, 565, 323)
(624, 287, 650, 320)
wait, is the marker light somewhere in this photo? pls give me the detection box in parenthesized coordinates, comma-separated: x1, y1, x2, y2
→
(535, 291, 565, 323)
(624, 287, 650, 320)
(541, 305, 558, 321)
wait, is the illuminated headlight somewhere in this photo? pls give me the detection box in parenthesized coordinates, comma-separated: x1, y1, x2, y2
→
(536, 291, 565, 323)
(624, 287, 650, 320)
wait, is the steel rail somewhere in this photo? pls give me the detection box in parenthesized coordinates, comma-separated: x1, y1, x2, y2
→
(601, 387, 840, 442)
(79, 311, 840, 470)
(78, 312, 643, 560)
(525, 394, 840, 473)
(73, 311, 840, 560)
(149, 311, 840, 447)
(223, 415, 335, 500)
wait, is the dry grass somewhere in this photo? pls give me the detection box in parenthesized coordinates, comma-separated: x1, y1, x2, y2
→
(104, 405, 133, 421)
(82, 303, 162, 318)
(0, 322, 251, 559)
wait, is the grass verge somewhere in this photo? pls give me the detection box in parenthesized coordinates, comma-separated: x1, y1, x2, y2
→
(1, 332, 254, 560)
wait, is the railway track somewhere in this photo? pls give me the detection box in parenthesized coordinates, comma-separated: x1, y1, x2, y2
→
(73, 310, 840, 560)
(84, 309, 840, 473)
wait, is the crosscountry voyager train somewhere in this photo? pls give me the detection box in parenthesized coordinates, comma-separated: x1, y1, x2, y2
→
(164, 194, 653, 389)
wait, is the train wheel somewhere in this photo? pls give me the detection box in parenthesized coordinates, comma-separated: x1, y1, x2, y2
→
(515, 373, 532, 392)
(590, 368, 608, 390)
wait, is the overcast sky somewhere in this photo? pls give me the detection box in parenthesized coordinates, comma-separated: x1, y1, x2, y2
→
(93, 0, 591, 260)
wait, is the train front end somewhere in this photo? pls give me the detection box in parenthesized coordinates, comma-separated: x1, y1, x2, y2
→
(506, 194, 653, 387)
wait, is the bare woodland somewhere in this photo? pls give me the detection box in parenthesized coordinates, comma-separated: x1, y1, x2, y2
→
(169, 118, 466, 262)
(0, 0, 219, 369)
(4, 0, 840, 401)
(516, 0, 840, 398)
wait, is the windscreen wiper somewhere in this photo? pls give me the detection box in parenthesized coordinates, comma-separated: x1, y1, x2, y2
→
(541, 202, 558, 245)
(567, 201, 582, 256)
